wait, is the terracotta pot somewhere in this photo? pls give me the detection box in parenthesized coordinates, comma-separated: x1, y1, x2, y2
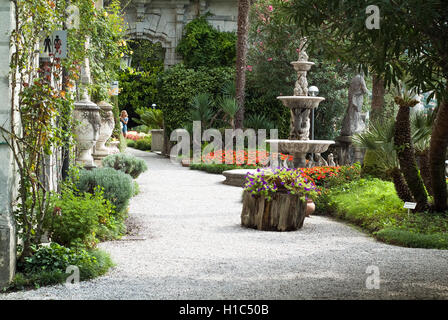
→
(306, 199, 315, 217)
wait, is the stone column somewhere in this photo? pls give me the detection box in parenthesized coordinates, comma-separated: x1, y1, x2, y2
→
(0, 0, 16, 287)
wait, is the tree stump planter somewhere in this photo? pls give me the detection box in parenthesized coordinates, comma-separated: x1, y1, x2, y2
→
(241, 191, 307, 231)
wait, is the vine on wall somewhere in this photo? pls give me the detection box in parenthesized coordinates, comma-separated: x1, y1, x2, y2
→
(0, 0, 128, 261)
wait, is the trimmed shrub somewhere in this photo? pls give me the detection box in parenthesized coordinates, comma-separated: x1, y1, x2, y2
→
(102, 153, 148, 179)
(76, 168, 134, 215)
(134, 135, 152, 151)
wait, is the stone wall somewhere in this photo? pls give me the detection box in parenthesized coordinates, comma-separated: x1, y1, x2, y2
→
(120, 0, 238, 67)
(0, 0, 16, 287)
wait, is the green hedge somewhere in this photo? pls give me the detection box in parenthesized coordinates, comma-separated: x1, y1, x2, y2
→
(176, 14, 236, 69)
(157, 64, 235, 137)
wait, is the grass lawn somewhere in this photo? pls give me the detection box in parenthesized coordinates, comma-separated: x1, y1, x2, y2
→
(316, 178, 448, 249)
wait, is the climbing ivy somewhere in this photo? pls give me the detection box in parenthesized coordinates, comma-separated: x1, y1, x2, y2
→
(0, 0, 128, 261)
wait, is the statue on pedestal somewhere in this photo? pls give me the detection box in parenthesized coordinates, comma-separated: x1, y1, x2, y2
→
(341, 74, 369, 136)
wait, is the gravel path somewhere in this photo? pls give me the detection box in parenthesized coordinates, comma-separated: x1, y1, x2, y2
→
(2, 149, 448, 300)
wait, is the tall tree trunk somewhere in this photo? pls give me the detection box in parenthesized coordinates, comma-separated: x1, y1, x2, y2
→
(417, 149, 433, 197)
(390, 167, 414, 203)
(394, 104, 429, 211)
(234, 0, 250, 129)
(370, 74, 385, 122)
(429, 97, 448, 211)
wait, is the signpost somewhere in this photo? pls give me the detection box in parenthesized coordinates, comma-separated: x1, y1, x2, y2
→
(109, 81, 119, 96)
(403, 202, 417, 216)
(40, 30, 67, 59)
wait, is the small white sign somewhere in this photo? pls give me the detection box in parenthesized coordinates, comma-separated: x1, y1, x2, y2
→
(403, 202, 417, 209)
(40, 30, 67, 59)
(109, 81, 119, 96)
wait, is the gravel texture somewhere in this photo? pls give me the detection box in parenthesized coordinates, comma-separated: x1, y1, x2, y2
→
(2, 149, 448, 300)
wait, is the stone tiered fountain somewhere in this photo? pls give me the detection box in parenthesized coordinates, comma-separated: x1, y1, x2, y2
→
(266, 50, 335, 168)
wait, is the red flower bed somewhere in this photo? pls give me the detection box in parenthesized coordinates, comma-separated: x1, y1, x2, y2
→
(126, 131, 147, 141)
(202, 149, 293, 166)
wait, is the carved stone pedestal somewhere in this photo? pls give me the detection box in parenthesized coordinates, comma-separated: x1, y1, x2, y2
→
(74, 100, 101, 169)
(93, 101, 115, 162)
(334, 135, 366, 166)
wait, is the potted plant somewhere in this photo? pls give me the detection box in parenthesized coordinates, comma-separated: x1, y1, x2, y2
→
(241, 168, 319, 231)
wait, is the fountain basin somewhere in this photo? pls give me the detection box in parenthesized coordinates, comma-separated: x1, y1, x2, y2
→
(278, 96, 325, 109)
(266, 139, 335, 154)
(266, 139, 335, 168)
(291, 61, 314, 71)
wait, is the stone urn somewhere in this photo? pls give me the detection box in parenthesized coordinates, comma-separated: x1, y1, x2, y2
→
(151, 129, 164, 152)
(73, 99, 101, 168)
(93, 101, 115, 161)
(305, 199, 316, 217)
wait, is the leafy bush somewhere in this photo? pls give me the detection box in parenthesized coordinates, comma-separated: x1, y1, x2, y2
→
(126, 139, 136, 148)
(157, 64, 235, 137)
(361, 149, 391, 180)
(176, 14, 236, 69)
(133, 108, 164, 132)
(49, 186, 116, 248)
(10, 243, 114, 290)
(76, 168, 134, 215)
(102, 153, 148, 179)
(134, 135, 152, 151)
(118, 68, 160, 128)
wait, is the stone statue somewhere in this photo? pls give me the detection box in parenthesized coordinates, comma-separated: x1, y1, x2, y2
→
(328, 153, 336, 167)
(315, 153, 328, 167)
(341, 74, 369, 136)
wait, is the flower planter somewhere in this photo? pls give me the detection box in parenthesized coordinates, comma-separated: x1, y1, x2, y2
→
(241, 190, 307, 231)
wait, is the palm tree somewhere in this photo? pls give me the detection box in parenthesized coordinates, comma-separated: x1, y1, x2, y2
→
(394, 84, 428, 211)
(429, 94, 448, 212)
(190, 92, 215, 130)
(411, 109, 435, 196)
(133, 108, 164, 133)
(353, 120, 414, 203)
(219, 97, 239, 129)
(235, 0, 251, 129)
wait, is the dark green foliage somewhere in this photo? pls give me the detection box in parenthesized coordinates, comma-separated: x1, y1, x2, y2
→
(126, 139, 136, 148)
(9, 244, 114, 291)
(361, 150, 391, 180)
(76, 168, 134, 215)
(49, 186, 117, 248)
(128, 39, 165, 71)
(244, 114, 275, 131)
(177, 15, 237, 69)
(190, 163, 259, 175)
(102, 153, 148, 179)
(157, 64, 235, 136)
(134, 136, 152, 151)
(118, 68, 160, 128)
